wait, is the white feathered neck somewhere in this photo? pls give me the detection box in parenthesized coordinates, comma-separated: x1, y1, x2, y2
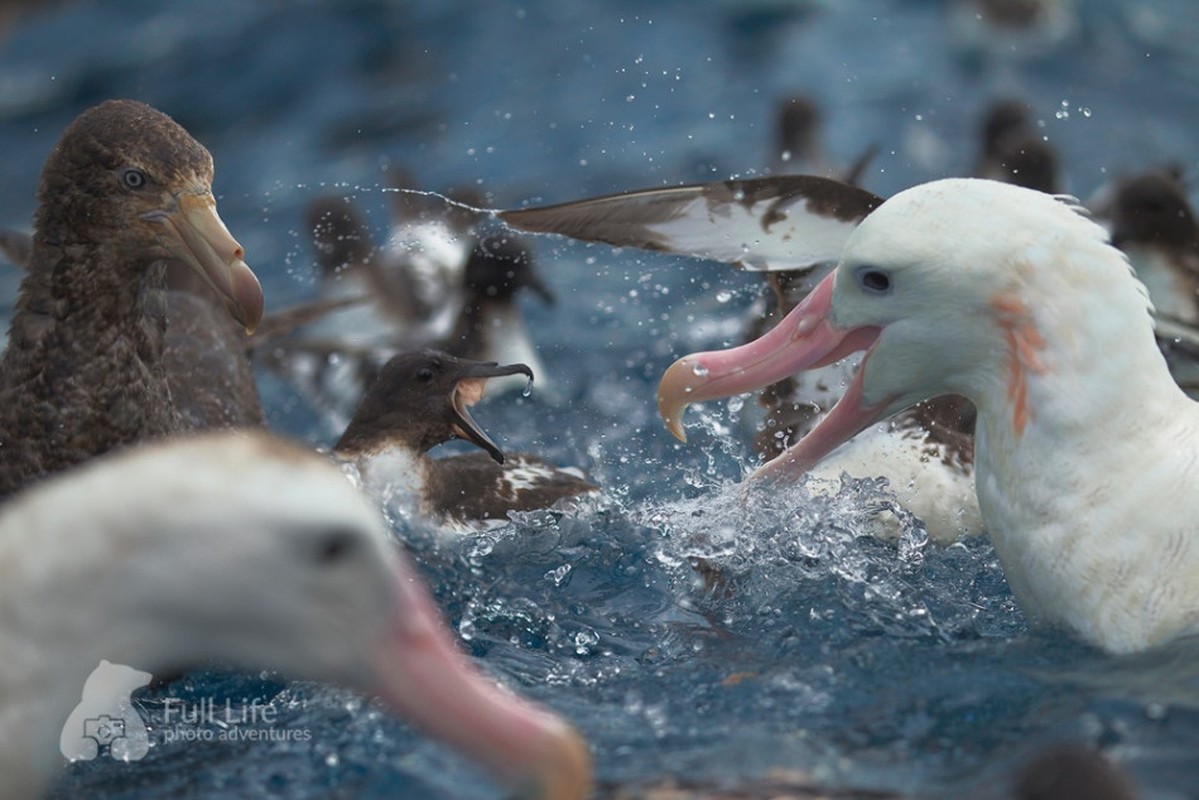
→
(852, 180, 1199, 653)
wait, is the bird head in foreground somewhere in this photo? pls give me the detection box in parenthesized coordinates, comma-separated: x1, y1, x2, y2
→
(1, 431, 588, 798)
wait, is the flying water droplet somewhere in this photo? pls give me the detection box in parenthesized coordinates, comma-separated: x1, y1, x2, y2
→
(545, 563, 572, 587)
(574, 628, 600, 655)
(691, 363, 709, 377)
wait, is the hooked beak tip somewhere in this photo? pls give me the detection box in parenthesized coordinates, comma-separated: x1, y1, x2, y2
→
(232, 263, 265, 334)
(657, 357, 704, 442)
(662, 412, 688, 443)
(153, 192, 265, 334)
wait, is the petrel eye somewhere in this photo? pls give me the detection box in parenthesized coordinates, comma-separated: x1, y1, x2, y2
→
(855, 266, 892, 295)
(416, 367, 435, 382)
(121, 168, 147, 190)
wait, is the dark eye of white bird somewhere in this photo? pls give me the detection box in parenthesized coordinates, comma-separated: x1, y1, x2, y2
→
(855, 266, 892, 294)
(312, 527, 360, 566)
(121, 167, 147, 190)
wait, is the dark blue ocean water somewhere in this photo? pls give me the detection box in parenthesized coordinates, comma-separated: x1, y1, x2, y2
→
(3, 1, 1199, 798)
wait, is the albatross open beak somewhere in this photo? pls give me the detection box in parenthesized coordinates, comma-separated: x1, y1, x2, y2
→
(657, 271, 890, 481)
(145, 191, 265, 334)
(448, 361, 535, 464)
(375, 560, 591, 800)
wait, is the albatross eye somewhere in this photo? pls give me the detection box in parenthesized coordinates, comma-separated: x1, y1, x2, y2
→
(855, 266, 893, 295)
(121, 168, 147, 190)
(312, 527, 360, 566)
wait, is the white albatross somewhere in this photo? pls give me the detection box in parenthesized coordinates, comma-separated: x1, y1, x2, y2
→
(657, 177, 1199, 655)
(0, 431, 589, 798)
(501, 176, 981, 544)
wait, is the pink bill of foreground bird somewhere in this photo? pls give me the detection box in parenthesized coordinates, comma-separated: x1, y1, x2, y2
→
(0, 431, 590, 798)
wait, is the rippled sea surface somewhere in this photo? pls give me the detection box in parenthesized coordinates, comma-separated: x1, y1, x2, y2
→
(3, 1, 1199, 798)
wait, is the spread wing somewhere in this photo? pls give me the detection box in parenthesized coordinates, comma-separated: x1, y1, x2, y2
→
(499, 175, 883, 273)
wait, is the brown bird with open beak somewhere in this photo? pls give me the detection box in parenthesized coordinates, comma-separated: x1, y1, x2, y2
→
(0, 99, 264, 500)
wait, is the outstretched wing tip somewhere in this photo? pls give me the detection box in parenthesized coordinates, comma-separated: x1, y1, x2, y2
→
(499, 176, 885, 272)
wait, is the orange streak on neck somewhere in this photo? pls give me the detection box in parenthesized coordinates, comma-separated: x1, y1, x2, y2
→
(990, 293, 1047, 438)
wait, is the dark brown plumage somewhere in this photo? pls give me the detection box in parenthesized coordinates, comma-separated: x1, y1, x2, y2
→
(446, 231, 554, 361)
(1103, 167, 1199, 392)
(1108, 168, 1199, 257)
(335, 349, 597, 527)
(975, 98, 1061, 194)
(775, 95, 823, 172)
(334, 349, 529, 463)
(0, 99, 264, 500)
(162, 271, 265, 430)
(1, 231, 266, 431)
(306, 194, 421, 322)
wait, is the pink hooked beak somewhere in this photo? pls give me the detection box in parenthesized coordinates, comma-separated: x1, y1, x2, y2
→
(657, 271, 892, 481)
(373, 560, 591, 799)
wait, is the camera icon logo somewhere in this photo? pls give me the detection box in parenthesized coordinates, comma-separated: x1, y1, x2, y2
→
(60, 660, 151, 762)
(82, 715, 126, 747)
